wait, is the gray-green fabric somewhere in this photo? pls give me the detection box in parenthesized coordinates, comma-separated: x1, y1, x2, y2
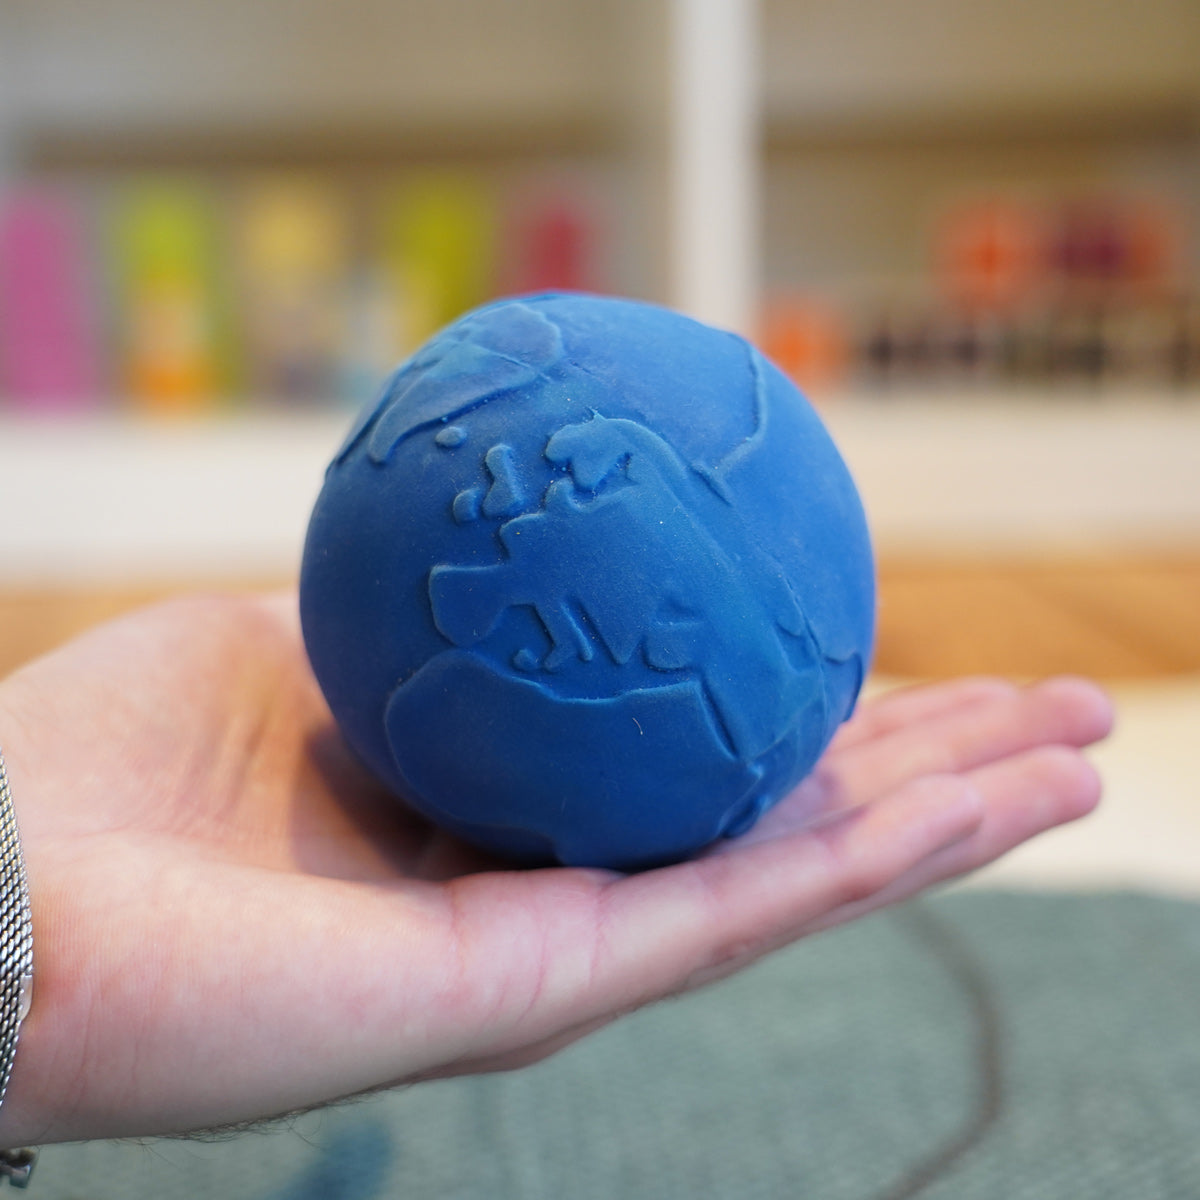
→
(34, 891, 1200, 1199)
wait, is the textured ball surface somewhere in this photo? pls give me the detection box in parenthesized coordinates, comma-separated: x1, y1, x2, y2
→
(300, 294, 874, 870)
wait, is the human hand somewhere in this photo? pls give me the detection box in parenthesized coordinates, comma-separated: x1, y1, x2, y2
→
(0, 592, 1112, 1145)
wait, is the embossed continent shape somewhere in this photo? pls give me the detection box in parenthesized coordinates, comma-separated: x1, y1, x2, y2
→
(300, 293, 875, 870)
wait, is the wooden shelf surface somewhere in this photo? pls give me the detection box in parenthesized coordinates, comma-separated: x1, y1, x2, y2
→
(873, 555, 1200, 680)
(3, 555, 1198, 684)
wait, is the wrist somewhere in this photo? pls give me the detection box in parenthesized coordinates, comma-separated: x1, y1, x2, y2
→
(0, 735, 36, 1174)
(0, 686, 49, 1157)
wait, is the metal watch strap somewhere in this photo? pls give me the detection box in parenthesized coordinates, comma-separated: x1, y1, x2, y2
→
(0, 747, 36, 1188)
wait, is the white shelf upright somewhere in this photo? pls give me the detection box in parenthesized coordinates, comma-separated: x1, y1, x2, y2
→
(667, 0, 761, 337)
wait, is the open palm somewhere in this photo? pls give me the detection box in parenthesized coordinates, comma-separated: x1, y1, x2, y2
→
(0, 592, 1112, 1147)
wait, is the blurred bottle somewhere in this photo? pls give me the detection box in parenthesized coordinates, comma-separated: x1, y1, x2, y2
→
(759, 294, 848, 399)
(1046, 305, 1109, 387)
(238, 176, 349, 405)
(501, 186, 599, 296)
(1003, 305, 1054, 385)
(934, 197, 1043, 316)
(0, 185, 101, 411)
(935, 309, 1009, 388)
(1104, 300, 1175, 387)
(1049, 198, 1126, 300)
(858, 309, 903, 389)
(378, 174, 497, 355)
(1166, 295, 1200, 389)
(342, 263, 399, 410)
(110, 180, 230, 413)
(1123, 197, 1185, 297)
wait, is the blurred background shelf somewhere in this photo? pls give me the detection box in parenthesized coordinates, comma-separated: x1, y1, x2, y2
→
(6, 0, 1200, 334)
(3, 394, 1200, 584)
(0, 409, 342, 581)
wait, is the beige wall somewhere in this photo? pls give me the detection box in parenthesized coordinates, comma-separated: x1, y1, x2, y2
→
(1, 0, 617, 135)
(762, 0, 1200, 125)
(8, 1, 1198, 140)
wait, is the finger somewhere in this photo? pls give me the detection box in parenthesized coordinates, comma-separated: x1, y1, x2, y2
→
(672, 743, 1103, 991)
(804, 743, 1103, 937)
(818, 676, 1112, 815)
(547, 773, 984, 1017)
(829, 676, 1020, 752)
(732, 676, 1110, 847)
(355, 781, 986, 1082)
(379, 776, 983, 1085)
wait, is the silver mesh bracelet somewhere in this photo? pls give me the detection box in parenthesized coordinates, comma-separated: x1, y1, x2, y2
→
(0, 748, 35, 1188)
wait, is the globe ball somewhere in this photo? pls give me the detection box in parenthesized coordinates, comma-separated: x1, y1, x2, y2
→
(300, 293, 874, 870)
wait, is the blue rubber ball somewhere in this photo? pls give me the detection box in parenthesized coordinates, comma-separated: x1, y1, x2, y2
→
(300, 294, 874, 870)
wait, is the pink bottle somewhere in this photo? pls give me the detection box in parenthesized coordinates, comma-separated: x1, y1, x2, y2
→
(0, 187, 100, 411)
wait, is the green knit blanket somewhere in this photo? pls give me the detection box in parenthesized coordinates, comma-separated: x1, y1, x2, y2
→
(38, 891, 1200, 1199)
